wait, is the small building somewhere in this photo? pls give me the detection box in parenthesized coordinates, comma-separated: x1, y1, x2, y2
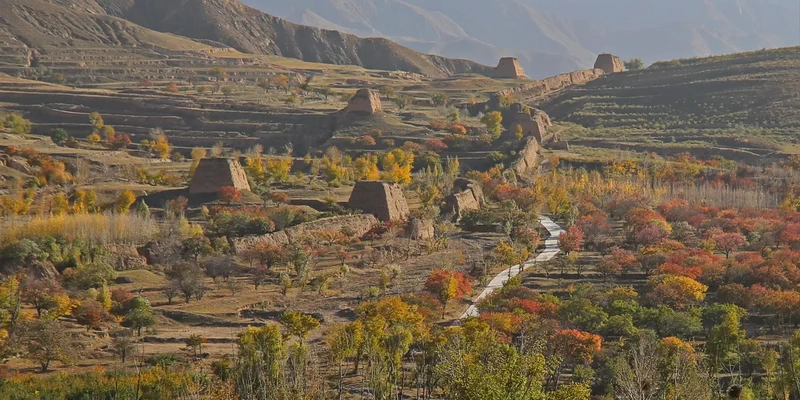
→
(343, 89, 383, 114)
(188, 158, 251, 195)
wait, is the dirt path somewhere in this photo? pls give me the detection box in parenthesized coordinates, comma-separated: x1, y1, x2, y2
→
(461, 216, 565, 319)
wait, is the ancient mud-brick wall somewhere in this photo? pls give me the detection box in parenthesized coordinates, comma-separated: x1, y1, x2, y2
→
(348, 181, 410, 222)
(232, 214, 379, 253)
(189, 158, 251, 194)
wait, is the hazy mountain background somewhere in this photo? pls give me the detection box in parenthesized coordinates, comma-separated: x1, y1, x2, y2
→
(242, 0, 800, 78)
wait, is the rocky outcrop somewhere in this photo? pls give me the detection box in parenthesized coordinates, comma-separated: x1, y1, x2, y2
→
(348, 181, 410, 222)
(444, 178, 485, 221)
(232, 214, 379, 253)
(408, 219, 434, 240)
(509, 104, 553, 143)
(188, 158, 251, 195)
(594, 53, 625, 74)
(343, 89, 382, 114)
(1, 156, 32, 175)
(493, 57, 526, 79)
(107, 245, 149, 270)
(510, 137, 541, 179)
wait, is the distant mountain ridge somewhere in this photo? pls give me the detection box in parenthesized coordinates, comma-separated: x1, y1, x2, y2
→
(0, 0, 492, 77)
(243, 0, 800, 78)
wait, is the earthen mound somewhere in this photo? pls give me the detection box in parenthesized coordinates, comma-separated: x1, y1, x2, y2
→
(594, 53, 625, 74)
(189, 158, 251, 195)
(343, 89, 383, 114)
(348, 181, 409, 222)
(493, 57, 526, 79)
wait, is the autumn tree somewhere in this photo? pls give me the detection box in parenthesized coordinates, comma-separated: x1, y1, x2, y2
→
(558, 226, 584, 255)
(111, 330, 136, 364)
(281, 312, 320, 341)
(167, 263, 207, 303)
(711, 232, 746, 259)
(115, 189, 136, 214)
(73, 299, 113, 331)
(21, 278, 69, 318)
(353, 154, 380, 181)
(648, 275, 708, 310)
(424, 269, 472, 318)
(218, 186, 242, 203)
(380, 148, 414, 184)
(3, 114, 32, 136)
(481, 111, 503, 139)
(271, 74, 290, 93)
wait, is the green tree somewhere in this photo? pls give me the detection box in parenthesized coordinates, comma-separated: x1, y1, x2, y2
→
(3, 114, 32, 136)
(431, 93, 449, 107)
(13, 319, 78, 372)
(51, 128, 69, 145)
(122, 296, 156, 336)
(236, 324, 286, 399)
(624, 58, 645, 70)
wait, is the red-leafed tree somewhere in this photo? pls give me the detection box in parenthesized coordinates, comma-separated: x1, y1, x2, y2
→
(712, 232, 746, 259)
(218, 186, 242, 203)
(558, 226, 584, 255)
(424, 269, 472, 318)
(598, 247, 637, 280)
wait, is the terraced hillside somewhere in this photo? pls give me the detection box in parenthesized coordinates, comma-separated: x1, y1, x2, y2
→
(538, 47, 800, 135)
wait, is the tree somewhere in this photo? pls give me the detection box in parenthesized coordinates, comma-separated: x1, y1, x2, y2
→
(380, 148, 415, 184)
(431, 93, 449, 107)
(115, 189, 136, 213)
(21, 278, 68, 319)
(210, 67, 227, 85)
(558, 226, 584, 255)
(712, 232, 746, 259)
(327, 322, 363, 399)
(86, 133, 101, 145)
(186, 334, 206, 359)
(149, 130, 172, 159)
(218, 186, 242, 203)
(236, 324, 285, 399)
(51, 128, 69, 145)
(424, 269, 471, 318)
(221, 86, 234, 98)
(181, 236, 213, 262)
(281, 312, 320, 340)
(89, 112, 104, 133)
(3, 114, 32, 136)
(598, 247, 637, 280)
(73, 299, 113, 331)
(121, 296, 155, 336)
(111, 330, 136, 364)
(624, 58, 645, 70)
(271, 74, 290, 93)
(165, 82, 179, 93)
(13, 319, 78, 372)
(392, 95, 412, 110)
(648, 275, 708, 310)
(167, 263, 207, 303)
(481, 111, 503, 139)
(189, 147, 207, 176)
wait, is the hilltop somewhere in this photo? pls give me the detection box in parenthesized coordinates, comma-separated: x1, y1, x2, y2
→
(0, 0, 491, 77)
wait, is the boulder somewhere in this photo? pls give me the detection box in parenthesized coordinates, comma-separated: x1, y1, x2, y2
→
(4, 156, 32, 175)
(493, 57, 526, 79)
(348, 181, 409, 222)
(408, 219, 435, 240)
(510, 137, 541, 179)
(188, 158, 251, 195)
(343, 89, 382, 114)
(28, 260, 58, 280)
(115, 276, 136, 284)
(510, 107, 552, 143)
(444, 178, 484, 221)
(594, 53, 625, 74)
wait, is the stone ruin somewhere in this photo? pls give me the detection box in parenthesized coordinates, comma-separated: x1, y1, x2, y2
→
(493, 57, 526, 79)
(509, 103, 553, 143)
(348, 181, 410, 222)
(188, 158, 251, 195)
(343, 88, 383, 114)
(594, 53, 625, 74)
(407, 218, 435, 240)
(444, 178, 485, 221)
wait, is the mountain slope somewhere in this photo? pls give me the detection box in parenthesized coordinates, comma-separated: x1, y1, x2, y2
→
(0, 0, 492, 77)
(96, 0, 491, 77)
(243, 0, 800, 78)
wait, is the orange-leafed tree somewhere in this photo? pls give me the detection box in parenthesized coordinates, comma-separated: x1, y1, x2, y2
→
(711, 232, 746, 259)
(218, 186, 241, 204)
(424, 269, 472, 318)
(647, 275, 708, 310)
